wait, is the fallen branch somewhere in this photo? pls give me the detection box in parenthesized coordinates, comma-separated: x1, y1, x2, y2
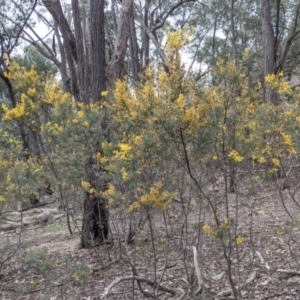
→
(216, 271, 257, 298)
(256, 250, 270, 269)
(101, 275, 176, 298)
(277, 269, 300, 276)
(216, 289, 232, 298)
(169, 292, 187, 300)
(18, 199, 56, 212)
(193, 246, 204, 295)
(4, 208, 59, 222)
(263, 292, 299, 299)
(52, 213, 65, 221)
(0, 213, 49, 231)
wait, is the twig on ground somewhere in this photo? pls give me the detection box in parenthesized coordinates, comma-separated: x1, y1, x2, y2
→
(276, 268, 300, 276)
(255, 251, 270, 269)
(193, 246, 204, 295)
(216, 271, 257, 298)
(100, 275, 176, 298)
(169, 292, 187, 300)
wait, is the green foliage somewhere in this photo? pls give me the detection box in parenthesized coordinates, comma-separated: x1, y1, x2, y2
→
(22, 247, 54, 271)
(15, 47, 58, 79)
(70, 262, 90, 285)
(0, 59, 109, 211)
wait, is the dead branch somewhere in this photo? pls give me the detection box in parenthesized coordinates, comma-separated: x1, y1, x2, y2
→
(193, 246, 204, 295)
(52, 213, 66, 221)
(18, 199, 56, 212)
(121, 241, 159, 298)
(243, 271, 257, 287)
(216, 271, 257, 298)
(276, 268, 300, 276)
(5, 208, 59, 221)
(0, 213, 49, 231)
(169, 292, 187, 300)
(216, 289, 232, 298)
(101, 275, 176, 298)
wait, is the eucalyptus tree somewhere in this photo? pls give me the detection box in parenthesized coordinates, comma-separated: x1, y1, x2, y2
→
(261, 0, 300, 103)
(133, 0, 197, 68)
(187, 0, 300, 94)
(39, 0, 199, 247)
(0, 0, 199, 249)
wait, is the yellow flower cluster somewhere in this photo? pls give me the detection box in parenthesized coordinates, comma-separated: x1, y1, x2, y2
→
(165, 27, 192, 50)
(281, 133, 296, 155)
(121, 167, 129, 180)
(265, 72, 292, 94)
(106, 184, 115, 196)
(203, 219, 245, 245)
(114, 143, 132, 160)
(129, 182, 173, 211)
(2, 103, 25, 120)
(71, 274, 79, 281)
(81, 181, 95, 194)
(101, 90, 109, 97)
(228, 150, 244, 163)
(203, 224, 217, 237)
(236, 236, 246, 245)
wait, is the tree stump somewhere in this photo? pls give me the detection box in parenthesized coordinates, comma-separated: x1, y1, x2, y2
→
(81, 193, 109, 248)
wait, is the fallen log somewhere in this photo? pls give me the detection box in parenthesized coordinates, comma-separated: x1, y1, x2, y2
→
(18, 199, 56, 212)
(0, 213, 49, 231)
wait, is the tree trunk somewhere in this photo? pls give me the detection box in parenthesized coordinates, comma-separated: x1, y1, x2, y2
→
(144, 0, 150, 67)
(81, 194, 109, 248)
(42, 0, 80, 102)
(72, 0, 88, 103)
(42, 0, 133, 248)
(54, 25, 72, 94)
(106, 0, 133, 91)
(129, 15, 141, 81)
(90, 0, 106, 102)
(261, 0, 279, 104)
(226, 0, 237, 63)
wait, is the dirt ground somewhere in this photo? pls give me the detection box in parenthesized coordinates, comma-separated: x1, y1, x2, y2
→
(1, 177, 300, 300)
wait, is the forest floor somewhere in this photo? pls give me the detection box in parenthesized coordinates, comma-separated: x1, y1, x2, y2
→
(1, 176, 300, 300)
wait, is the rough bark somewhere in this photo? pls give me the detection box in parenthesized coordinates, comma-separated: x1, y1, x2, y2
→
(72, 0, 88, 103)
(225, 0, 237, 63)
(106, 0, 134, 91)
(129, 15, 141, 81)
(41, 0, 133, 248)
(41, 0, 77, 63)
(42, 0, 80, 101)
(144, 0, 150, 67)
(54, 24, 72, 94)
(261, 0, 278, 104)
(90, 0, 106, 102)
(82, 0, 91, 103)
(81, 194, 109, 248)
